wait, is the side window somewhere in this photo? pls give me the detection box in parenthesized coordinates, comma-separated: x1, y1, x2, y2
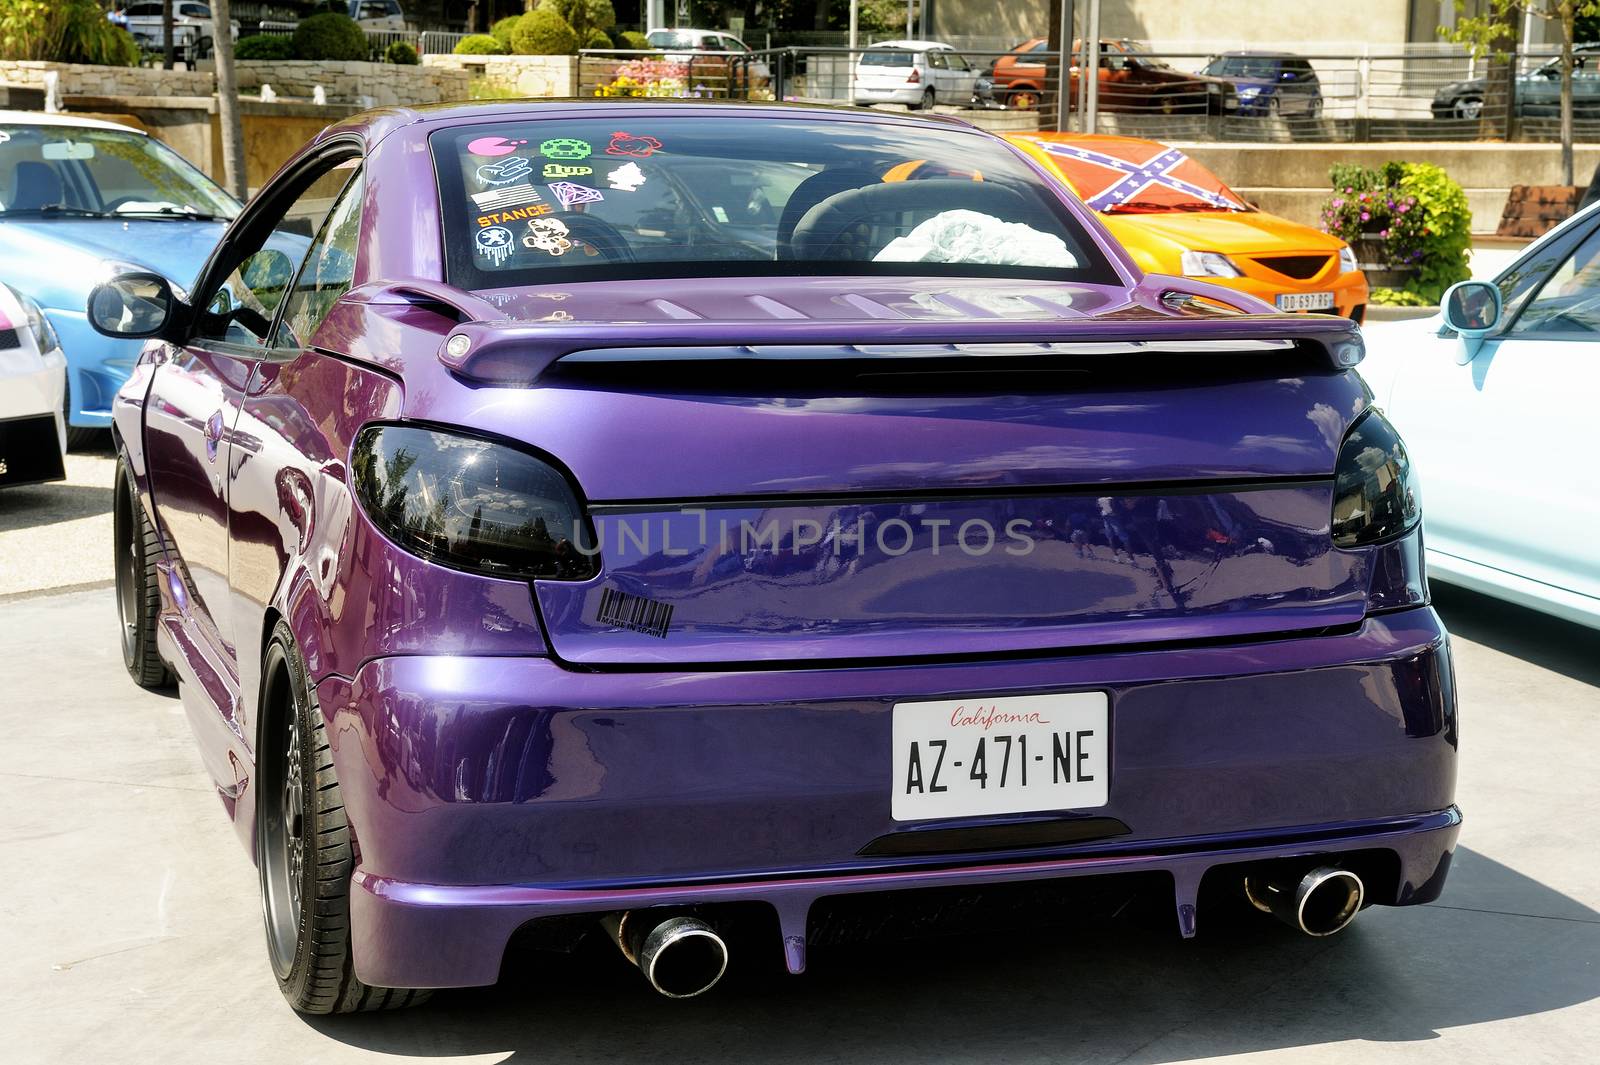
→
(199, 159, 358, 347)
(929, 51, 948, 70)
(948, 52, 972, 72)
(1509, 224, 1600, 335)
(273, 167, 364, 350)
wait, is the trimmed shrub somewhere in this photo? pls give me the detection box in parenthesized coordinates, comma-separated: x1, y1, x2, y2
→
(583, 28, 612, 49)
(617, 30, 650, 50)
(291, 12, 368, 61)
(511, 9, 578, 56)
(385, 40, 419, 64)
(489, 16, 522, 51)
(539, 0, 615, 45)
(453, 34, 506, 56)
(235, 34, 296, 61)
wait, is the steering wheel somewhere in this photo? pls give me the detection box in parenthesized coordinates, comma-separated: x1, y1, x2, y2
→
(776, 167, 882, 259)
(789, 179, 1035, 261)
(555, 213, 635, 263)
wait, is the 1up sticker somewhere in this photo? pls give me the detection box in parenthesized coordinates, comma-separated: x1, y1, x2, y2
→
(475, 225, 515, 267)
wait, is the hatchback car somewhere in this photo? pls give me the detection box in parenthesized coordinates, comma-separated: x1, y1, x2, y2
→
(853, 40, 979, 109)
(1200, 52, 1323, 117)
(1360, 205, 1600, 628)
(1432, 44, 1600, 120)
(1011, 132, 1367, 320)
(976, 38, 1233, 116)
(123, 1, 238, 60)
(0, 112, 239, 447)
(95, 101, 1458, 1013)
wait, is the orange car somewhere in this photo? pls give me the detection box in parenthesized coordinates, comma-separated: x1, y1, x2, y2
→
(1009, 132, 1368, 321)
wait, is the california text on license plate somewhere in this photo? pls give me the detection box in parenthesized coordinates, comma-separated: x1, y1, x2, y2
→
(891, 692, 1109, 821)
(1276, 291, 1336, 311)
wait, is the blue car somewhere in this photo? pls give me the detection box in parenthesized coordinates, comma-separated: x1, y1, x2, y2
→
(0, 112, 238, 446)
(1200, 52, 1323, 118)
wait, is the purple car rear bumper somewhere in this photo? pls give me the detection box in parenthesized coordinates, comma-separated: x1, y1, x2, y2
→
(315, 606, 1458, 989)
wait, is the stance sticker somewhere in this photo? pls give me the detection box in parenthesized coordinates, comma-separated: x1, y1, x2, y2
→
(606, 162, 647, 191)
(539, 137, 592, 161)
(548, 181, 604, 208)
(475, 156, 533, 187)
(523, 216, 572, 256)
(467, 135, 528, 158)
(543, 162, 593, 179)
(471, 183, 543, 210)
(475, 225, 515, 267)
(477, 203, 552, 228)
(606, 131, 662, 157)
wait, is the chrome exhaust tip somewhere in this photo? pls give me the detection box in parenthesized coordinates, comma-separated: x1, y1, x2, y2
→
(1245, 865, 1365, 937)
(602, 912, 729, 998)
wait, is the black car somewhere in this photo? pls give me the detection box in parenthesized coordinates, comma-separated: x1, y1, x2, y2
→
(1433, 45, 1600, 119)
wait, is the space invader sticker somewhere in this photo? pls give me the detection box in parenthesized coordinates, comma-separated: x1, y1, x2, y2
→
(547, 181, 603, 208)
(539, 137, 592, 161)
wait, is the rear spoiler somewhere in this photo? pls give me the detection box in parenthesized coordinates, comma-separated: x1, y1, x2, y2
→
(349, 281, 1366, 385)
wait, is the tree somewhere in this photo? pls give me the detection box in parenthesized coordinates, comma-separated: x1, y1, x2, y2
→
(1443, 0, 1600, 185)
(213, 0, 246, 200)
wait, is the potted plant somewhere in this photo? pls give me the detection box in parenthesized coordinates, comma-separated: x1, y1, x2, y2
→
(1320, 162, 1471, 305)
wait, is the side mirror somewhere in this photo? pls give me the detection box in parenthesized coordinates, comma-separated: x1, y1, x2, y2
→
(1441, 279, 1502, 364)
(87, 271, 181, 340)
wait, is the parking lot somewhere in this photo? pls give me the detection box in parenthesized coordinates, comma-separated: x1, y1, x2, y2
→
(1, 459, 1596, 1065)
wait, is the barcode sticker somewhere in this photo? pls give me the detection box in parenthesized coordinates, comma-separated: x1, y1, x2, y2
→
(596, 587, 674, 639)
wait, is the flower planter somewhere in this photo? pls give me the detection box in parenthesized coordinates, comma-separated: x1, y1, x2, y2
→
(1353, 236, 1419, 288)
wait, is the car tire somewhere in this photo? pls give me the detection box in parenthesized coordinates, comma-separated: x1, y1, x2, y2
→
(1455, 95, 1483, 120)
(113, 455, 173, 690)
(257, 620, 430, 1015)
(915, 87, 936, 110)
(1008, 88, 1041, 110)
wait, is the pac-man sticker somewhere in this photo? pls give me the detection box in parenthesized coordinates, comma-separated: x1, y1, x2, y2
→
(467, 135, 528, 158)
(475, 225, 515, 267)
(606, 131, 662, 157)
(475, 156, 533, 187)
(524, 216, 572, 256)
(539, 138, 592, 161)
(543, 162, 593, 179)
(607, 162, 646, 191)
(548, 181, 604, 208)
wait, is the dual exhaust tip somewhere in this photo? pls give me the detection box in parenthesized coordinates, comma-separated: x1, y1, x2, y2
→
(602, 911, 729, 999)
(603, 864, 1362, 997)
(1245, 865, 1365, 937)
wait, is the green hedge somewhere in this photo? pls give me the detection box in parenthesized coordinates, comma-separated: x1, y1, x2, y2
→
(453, 34, 506, 55)
(511, 9, 577, 56)
(291, 12, 367, 61)
(385, 40, 419, 65)
(489, 16, 522, 51)
(235, 34, 296, 61)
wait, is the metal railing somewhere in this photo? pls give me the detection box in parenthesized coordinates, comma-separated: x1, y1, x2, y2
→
(420, 31, 467, 56)
(255, 19, 422, 60)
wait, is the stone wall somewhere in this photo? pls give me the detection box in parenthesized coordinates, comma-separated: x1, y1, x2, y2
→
(234, 60, 469, 106)
(423, 54, 578, 99)
(0, 61, 212, 98)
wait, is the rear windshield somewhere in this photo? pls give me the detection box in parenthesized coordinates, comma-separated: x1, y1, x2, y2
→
(429, 115, 1113, 288)
(647, 30, 697, 49)
(1203, 55, 1282, 78)
(860, 49, 918, 66)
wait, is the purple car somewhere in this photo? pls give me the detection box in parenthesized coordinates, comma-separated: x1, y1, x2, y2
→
(90, 102, 1457, 1013)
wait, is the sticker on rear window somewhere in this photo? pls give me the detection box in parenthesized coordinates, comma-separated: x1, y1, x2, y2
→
(548, 181, 603, 207)
(606, 131, 662, 157)
(543, 162, 593, 179)
(523, 216, 572, 255)
(606, 162, 646, 191)
(539, 137, 592, 161)
(596, 587, 674, 639)
(474, 225, 515, 267)
(470, 184, 543, 210)
(475, 156, 533, 187)
(467, 135, 528, 158)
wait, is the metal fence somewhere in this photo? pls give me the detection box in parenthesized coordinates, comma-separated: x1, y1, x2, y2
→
(575, 42, 1600, 145)
(256, 20, 427, 60)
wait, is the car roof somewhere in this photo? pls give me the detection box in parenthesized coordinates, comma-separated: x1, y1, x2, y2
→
(0, 110, 147, 134)
(869, 40, 954, 51)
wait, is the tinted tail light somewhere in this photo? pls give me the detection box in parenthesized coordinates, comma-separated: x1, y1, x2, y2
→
(351, 425, 599, 580)
(1331, 409, 1420, 548)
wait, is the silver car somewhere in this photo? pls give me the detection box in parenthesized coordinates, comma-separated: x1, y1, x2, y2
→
(853, 40, 979, 110)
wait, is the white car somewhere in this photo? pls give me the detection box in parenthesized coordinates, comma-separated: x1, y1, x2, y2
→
(349, 0, 407, 32)
(1359, 205, 1600, 630)
(644, 27, 772, 84)
(853, 40, 979, 110)
(0, 281, 67, 489)
(122, 2, 239, 60)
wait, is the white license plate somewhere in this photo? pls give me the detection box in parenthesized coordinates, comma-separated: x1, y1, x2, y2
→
(892, 692, 1109, 821)
(1276, 291, 1336, 311)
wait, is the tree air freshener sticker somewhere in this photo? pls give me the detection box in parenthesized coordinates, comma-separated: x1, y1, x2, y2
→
(607, 162, 646, 191)
(539, 137, 592, 161)
(606, 131, 662, 157)
(475, 225, 515, 267)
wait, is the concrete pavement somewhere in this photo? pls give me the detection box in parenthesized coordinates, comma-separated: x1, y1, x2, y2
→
(0, 581, 1595, 1064)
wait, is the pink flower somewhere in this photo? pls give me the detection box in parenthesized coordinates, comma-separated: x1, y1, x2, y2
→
(1379, 229, 1389, 237)
(1360, 211, 1370, 221)
(1397, 203, 1410, 213)
(1332, 198, 1344, 208)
